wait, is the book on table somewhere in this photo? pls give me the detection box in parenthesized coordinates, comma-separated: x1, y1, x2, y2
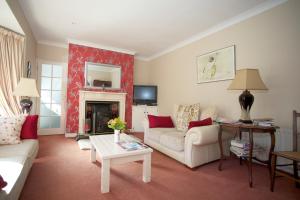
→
(117, 141, 148, 151)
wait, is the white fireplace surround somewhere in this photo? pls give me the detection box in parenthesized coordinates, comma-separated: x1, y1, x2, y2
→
(78, 90, 127, 134)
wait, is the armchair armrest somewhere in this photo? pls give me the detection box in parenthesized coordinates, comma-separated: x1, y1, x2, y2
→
(185, 124, 219, 146)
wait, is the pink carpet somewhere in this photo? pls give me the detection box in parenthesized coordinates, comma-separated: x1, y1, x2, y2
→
(20, 134, 300, 200)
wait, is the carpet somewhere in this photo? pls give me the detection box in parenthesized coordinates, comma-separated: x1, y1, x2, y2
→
(77, 139, 91, 150)
(20, 134, 300, 200)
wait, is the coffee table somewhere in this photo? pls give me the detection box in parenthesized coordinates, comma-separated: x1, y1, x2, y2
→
(89, 134, 153, 193)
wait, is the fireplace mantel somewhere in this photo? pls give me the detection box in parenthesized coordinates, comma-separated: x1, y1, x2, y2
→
(78, 90, 126, 133)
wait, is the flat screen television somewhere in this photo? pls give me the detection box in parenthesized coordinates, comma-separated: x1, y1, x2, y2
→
(133, 85, 157, 105)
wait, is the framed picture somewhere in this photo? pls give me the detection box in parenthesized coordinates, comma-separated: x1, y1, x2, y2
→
(196, 45, 235, 83)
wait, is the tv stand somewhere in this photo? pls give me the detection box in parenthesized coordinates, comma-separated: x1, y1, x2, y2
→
(132, 105, 158, 132)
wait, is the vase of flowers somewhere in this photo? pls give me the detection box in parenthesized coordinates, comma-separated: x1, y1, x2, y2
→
(107, 117, 126, 143)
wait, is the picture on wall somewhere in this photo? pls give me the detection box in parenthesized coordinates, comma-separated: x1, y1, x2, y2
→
(196, 45, 235, 83)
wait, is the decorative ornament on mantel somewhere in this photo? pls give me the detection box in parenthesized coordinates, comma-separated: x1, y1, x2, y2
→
(107, 117, 126, 143)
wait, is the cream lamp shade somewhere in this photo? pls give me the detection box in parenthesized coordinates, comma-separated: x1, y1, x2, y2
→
(227, 68, 267, 123)
(13, 78, 40, 97)
(228, 69, 268, 90)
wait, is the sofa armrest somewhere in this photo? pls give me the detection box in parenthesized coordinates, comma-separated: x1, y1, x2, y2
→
(185, 124, 219, 146)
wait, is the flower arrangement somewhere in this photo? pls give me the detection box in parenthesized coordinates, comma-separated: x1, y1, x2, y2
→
(107, 117, 126, 130)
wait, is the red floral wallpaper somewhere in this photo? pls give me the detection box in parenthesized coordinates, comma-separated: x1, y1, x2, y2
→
(66, 43, 134, 133)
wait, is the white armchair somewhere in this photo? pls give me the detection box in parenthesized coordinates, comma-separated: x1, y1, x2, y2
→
(143, 106, 231, 168)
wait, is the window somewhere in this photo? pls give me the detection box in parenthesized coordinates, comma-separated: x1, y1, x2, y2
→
(39, 64, 63, 129)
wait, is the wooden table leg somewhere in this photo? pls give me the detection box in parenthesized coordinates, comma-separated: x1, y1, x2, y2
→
(268, 131, 275, 175)
(248, 129, 253, 188)
(270, 154, 277, 192)
(239, 129, 242, 165)
(101, 159, 110, 193)
(218, 126, 224, 171)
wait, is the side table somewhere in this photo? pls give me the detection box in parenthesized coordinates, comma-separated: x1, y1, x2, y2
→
(218, 122, 278, 187)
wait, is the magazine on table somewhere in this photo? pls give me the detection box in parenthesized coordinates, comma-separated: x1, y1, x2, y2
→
(117, 141, 149, 151)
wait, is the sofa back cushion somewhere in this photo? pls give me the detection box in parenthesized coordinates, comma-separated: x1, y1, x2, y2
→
(20, 115, 39, 139)
(200, 106, 218, 121)
(0, 115, 26, 145)
(188, 117, 213, 130)
(174, 103, 201, 132)
(148, 115, 175, 128)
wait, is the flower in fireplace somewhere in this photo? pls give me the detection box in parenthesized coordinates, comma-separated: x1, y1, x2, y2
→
(107, 117, 126, 130)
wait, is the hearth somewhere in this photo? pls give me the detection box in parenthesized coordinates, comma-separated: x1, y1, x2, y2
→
(85, 101, 119, 134)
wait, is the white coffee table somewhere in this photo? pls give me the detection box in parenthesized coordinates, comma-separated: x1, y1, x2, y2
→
(89, 134, 153, 193)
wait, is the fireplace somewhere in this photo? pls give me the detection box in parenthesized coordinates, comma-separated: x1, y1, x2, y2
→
(85, 101, 119, 134)
(78, 91, 126, 134)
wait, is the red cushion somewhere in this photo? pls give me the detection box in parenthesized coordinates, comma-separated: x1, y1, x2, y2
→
(0, 175, 7, 189)
(188, 118, 212, 130)
(148, 115, 174, 128)
(20, 115, 39, 139)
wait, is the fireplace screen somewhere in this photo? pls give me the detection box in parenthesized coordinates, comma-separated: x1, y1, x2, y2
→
(85, 101, 119, 134)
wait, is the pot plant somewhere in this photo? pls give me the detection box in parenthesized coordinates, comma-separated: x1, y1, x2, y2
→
(107, 117, 126, 143)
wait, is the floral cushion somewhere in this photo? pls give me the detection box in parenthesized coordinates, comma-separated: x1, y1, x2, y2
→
(0, 115, 26, 145)
(174, 103, 201, 131)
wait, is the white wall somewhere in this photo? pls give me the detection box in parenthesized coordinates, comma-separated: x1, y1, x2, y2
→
(146, 0, 300, 129)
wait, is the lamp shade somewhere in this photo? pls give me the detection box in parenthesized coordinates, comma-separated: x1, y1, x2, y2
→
(13, 78, 40, 97)
(228, 69, 268, 90)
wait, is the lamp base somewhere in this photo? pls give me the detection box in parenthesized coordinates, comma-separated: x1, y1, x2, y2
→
(20, 98, 32, 114)
(239, 90, 254, 124)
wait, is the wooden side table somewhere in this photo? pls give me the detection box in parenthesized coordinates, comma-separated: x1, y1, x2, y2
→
(218, 122, 278, 187)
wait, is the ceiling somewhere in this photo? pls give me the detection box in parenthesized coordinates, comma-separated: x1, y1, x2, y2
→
(0, 0, 24, 34)
(17, 0, 286, 60)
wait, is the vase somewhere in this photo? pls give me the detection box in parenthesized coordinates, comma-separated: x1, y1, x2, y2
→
(114, 129, 120, 143)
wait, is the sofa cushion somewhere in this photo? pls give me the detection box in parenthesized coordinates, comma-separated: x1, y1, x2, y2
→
(147, 128, 177, 142)
(0, 115, 26, 145)
(200, 106, 218, 121)
(0, 156, 26, 195)
(21, 115, 39, 139)
(148, 115, 174, 128)
(0, 139, 38, 158)
(160, 132, 185, 152)
(188, 118, 212, 130)
(174, 104, 201, 132)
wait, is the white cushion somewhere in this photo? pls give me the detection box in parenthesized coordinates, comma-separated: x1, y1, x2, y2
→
(0, 156, 25, 194)
(0, 115, 26, 145)
(147, 128, 177, 142)
(160, 132, 185, 152)
(200, 106, 218, 121)
(0, 139, 38, 158)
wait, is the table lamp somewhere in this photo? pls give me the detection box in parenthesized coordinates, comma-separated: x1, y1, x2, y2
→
(13, 78, 40, 113)
(228, 69, 267, 123)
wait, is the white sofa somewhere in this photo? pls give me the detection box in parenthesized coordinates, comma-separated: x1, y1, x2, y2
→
(143, 106, 231, 168)
(0, 140, 39, 200)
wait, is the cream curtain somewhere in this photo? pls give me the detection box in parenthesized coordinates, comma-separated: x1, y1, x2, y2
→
(0, 27, 25, 116)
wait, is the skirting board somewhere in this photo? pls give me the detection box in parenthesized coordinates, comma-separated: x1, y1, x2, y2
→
(65, 133, 77, 138)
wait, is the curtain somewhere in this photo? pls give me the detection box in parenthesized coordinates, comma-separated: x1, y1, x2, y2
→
(0, 27, 25, 116)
